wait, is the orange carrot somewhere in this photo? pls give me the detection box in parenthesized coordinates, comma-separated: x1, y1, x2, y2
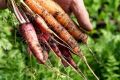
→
(35, 0, 88, 43)
(24, 0, 81, 54)
(23, 2, 99, 79)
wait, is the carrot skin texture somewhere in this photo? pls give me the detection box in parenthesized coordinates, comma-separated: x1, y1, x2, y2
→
(61, 60, 69, 67)
(37, 33, 69, 67)
(59, 46, 77, 68)
(34, 15, 52, 33)
(19, 23, 46, 64)
(37, 34, 49, 62)
(37, 32, 62, 58)
(50, 42, 69, 67)
(50, 43, 62, 57)
(24, 0, 81, 54)
(48, 38, 70, 67)
(35, 0, 88, 43)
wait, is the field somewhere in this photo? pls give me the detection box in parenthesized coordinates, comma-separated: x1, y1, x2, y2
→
(0, 0, 120, 80)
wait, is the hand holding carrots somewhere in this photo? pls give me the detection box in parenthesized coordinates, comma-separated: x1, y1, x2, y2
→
(0, 0, 92, 31)
(0, 0, 99, 79)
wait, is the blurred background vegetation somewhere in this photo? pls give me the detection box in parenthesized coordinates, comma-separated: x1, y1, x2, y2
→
(0, 0, 120, 80)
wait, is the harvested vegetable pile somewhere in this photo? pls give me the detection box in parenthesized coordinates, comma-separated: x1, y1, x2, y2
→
(6, 0, 99, 80)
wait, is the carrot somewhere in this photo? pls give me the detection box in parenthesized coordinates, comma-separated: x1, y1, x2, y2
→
(35, 0, 88, 43)
(22, 1, 99, 79)
(37, 33, 50, 62)
(37, 32, 66, 63)
(24, 0, 81, 54)
(50, 42, 69, 67)
(32, 10, 98, 79)
(59, 45, 77, 68)
(50, 42, 62, 57)
(37, 32, 69, 67)
(10, 0, 47, 64)
(34, 15, 53, 34)
(34, 1, 99, 79)
(36, 31, 77, 68)
(21, 2, 77, 54)
(27, 46, 48, 64)
(41, 34, 83, 75)
(61, 60, 69, 67)
(58, 45, 88, 80)
(19, 23, 47, 64)
(30, 17, 87, 79)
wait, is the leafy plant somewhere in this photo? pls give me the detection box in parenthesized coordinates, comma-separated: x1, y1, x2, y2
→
(0, 0, 120, 80)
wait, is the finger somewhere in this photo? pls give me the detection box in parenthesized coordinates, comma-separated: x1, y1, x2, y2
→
(71, 0, 93, 31)
(0, 0, 7, 9)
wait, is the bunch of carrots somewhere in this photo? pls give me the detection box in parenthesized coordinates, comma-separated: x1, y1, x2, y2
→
(7, 0, 99, 80)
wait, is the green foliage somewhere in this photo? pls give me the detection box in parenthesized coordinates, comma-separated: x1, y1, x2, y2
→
(0, 0, 120, 80)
